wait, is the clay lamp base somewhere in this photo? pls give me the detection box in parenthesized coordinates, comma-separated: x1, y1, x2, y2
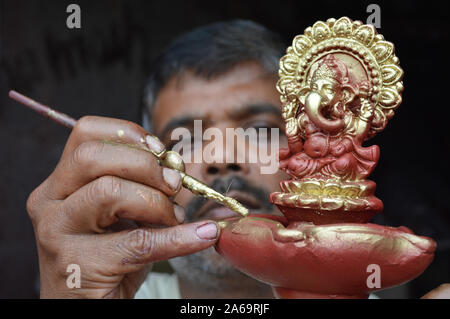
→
(215, 214, 436, 299)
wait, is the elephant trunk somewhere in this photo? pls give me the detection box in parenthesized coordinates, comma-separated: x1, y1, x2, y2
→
(305, 92, 345, 133)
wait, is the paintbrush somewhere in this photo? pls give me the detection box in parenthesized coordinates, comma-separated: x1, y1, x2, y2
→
(9, 90, 249, 217)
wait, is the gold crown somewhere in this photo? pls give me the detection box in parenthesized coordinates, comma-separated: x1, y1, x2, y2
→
(311, 63, 337, 83)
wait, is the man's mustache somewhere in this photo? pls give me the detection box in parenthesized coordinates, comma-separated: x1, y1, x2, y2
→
(184, 175, 272, 221)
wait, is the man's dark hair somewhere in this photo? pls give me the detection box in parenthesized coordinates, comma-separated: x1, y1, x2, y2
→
(142, 19, 286, 131)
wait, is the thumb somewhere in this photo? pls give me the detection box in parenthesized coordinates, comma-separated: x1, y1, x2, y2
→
(94, 221, 220, 275)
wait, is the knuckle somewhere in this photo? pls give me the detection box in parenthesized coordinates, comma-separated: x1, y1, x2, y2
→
(35, 218, 60, 252)
(72, 141, 103, 168)
(120, 229, 153, 260)
(86, 175, 121, 207)
(147, 190, 165, 207)
(26, 187, 41, 223)
(26, 182, 52, 224)
(72, 116, 96, 136)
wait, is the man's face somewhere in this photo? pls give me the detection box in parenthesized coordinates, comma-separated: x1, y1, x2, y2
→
(149, 61, 288, 291)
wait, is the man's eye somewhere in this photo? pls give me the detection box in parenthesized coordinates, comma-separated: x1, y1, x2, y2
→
(167, 135, 200, 155)
(251, 124, 270, 130)
(245, 122, 285, 138)
(248, 122, 273, 131)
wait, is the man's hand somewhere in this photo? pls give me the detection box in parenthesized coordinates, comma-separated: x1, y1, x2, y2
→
(26, 116, 219, 298)
(421, 284, 450, 299)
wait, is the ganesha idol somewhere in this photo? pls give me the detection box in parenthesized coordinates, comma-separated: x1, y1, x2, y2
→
(215, 17, 436, 298)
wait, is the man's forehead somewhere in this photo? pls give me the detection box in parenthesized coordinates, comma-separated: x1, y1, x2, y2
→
(152, 62, 280, 135)
(174, 62, 275, 88)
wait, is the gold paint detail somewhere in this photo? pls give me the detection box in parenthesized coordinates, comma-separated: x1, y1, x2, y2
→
(226, 217, 433, 256)
(280, 179, 374, 198)
(218, 220, 230, 229)
(160, 150, 186, 172)
(47, 110, 56, 119)
(275, 229, 306, 243)
(270, 191, 374, 211)
(270, 222, 433, 255)
(272, 178, 380, 211)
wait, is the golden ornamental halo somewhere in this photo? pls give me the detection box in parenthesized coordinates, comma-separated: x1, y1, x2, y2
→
(277, 17, 404, 139)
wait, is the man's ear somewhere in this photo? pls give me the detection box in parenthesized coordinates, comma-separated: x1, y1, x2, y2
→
(341, 85, 356, 105)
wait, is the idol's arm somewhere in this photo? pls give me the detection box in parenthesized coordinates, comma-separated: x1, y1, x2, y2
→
(285, 118, 303, 154)
(353, 100, 374, 143)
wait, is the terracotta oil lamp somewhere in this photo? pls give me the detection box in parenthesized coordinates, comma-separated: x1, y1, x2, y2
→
(215, 17, 436, 299)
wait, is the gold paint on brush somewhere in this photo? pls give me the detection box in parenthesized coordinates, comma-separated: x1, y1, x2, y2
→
(153, 148, 249, 217)
(180, 172, 249, 217)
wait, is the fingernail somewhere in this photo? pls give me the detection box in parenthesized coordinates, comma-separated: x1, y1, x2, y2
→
(196, 222, 218, 240)
(145, 135, 165, 153)
(174, 204, 185, 224)
(163, 167, 181, 191)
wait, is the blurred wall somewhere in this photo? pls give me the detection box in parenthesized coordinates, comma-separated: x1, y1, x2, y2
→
(0, 0, 449, 298)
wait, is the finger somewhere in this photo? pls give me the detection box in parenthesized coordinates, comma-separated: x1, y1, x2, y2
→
(62, 116, 163, 160)
(87, 221, 220, 275)
(47, 140, 180, 199)
(58, 176, 185, 233)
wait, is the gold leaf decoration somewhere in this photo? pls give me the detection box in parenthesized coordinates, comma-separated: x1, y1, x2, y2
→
(277, 76, 297, 95)
(354, 24, 375, 46)
(312, 21, 331, 43)
(379, 87, 401, 109)
(280, 55, 298, 75)
(381, 64, 403, 85)
(371, 40, 394, 63)
(293, 35, 312, 56)
(332, 17, 352, 37)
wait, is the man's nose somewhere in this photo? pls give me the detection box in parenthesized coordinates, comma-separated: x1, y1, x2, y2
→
(200, 125, 250, 180)
(204, 161, 247, 177)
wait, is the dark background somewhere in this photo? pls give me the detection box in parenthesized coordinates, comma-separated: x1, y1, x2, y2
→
(0, 0, 449, 298)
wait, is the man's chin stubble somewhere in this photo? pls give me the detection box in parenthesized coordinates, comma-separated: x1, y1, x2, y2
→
(168, 247, 259, 291)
